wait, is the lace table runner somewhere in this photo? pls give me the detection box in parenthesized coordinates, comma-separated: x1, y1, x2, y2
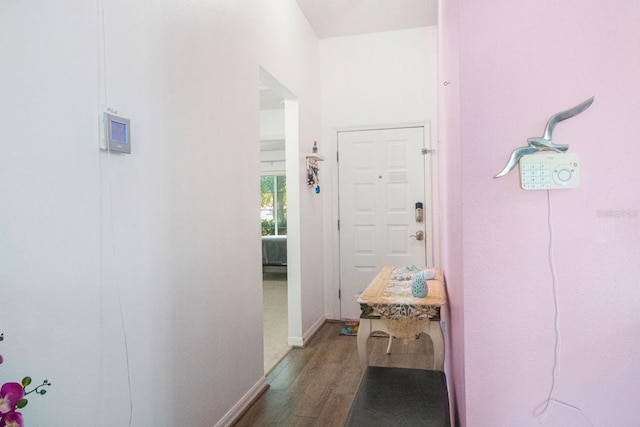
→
(357, 266, 446, 339)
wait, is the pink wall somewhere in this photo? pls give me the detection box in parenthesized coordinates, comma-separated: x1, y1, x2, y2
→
(441, 1, 640, 425)
(438, 0, 466, 424)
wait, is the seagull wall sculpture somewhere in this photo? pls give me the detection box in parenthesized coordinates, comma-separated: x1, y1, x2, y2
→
(494, 96, 595, 178)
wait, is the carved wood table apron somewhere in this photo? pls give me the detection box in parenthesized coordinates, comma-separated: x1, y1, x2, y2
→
(356, 265, 447, 370)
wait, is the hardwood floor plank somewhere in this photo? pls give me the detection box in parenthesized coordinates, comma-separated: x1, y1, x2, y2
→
(234, 390, 294, 426)
(331, 353, 361, 396)
(268, 351, 317, 391)
(291, 362, 342, 418)
(311, 392, 356, 427)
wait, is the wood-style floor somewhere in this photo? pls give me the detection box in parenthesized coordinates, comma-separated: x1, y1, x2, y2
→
(234, 320, 434, 426)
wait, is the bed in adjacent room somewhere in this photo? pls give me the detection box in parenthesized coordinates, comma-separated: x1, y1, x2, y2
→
(261, 235, 287, 266)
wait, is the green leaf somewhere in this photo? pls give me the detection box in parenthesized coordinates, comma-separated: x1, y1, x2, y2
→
(16, 399, 28, 409)
(22, 377, 32, 387)
(39, 390, 47, 395)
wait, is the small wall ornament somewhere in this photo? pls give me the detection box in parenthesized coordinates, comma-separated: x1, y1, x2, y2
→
(494, 96, 594, 178)
(306, 141, 325, 194)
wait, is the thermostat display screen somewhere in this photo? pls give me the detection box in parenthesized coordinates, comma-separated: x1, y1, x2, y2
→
(105, 112, 131, 154)
(110, 121, 128, 144)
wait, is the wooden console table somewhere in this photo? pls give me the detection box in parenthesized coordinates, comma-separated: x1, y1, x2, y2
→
(356, 265, 447, 370)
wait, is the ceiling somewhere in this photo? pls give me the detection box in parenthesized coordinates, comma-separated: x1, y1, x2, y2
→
(295, 0, 438, 39)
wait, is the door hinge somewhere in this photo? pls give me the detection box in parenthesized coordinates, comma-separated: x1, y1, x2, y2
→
(337, 219, 340, 230)
(338, 289, 341, 299)
(336, 151, 339, 162)
(421, 148, 435, 155)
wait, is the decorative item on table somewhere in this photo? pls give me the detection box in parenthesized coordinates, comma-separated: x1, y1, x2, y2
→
(411, 269, 436, 298)
(0, 333, 51, 427)
(391, 265, 420, 281)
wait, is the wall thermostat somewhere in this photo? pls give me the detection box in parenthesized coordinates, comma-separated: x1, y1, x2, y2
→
(519, 153, 579, 190)
(104, 112, 131, 154)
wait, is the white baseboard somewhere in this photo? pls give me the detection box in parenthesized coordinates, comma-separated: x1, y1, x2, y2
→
(288, 316, 326, 348)
(218, 317, 326, 425)
(288, 335, 304, 347)
(214, 377, 269, 427)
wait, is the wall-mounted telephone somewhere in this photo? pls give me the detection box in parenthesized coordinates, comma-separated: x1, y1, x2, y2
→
(415, 202, 424, 222)
(520, 153, 579, 190)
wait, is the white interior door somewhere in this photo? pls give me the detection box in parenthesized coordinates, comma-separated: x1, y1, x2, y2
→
(338, 126, 432, 320)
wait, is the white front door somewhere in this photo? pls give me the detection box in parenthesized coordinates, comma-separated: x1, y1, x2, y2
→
(338, 126, 433, 320)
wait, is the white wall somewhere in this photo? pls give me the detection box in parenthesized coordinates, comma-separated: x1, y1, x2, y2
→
(0, 1, 322, 425)
(260, 109, 285, 141)
(260, 109, 286, 174)
(319, 27, 438, 319)
(255, 5, 325, 343)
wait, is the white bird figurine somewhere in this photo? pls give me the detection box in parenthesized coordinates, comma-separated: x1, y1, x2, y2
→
(494, 96, 595, 178)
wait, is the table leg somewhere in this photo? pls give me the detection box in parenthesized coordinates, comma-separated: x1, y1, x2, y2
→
(359, 317, 444, 371)
(386, 335, 393, 354)
(357, 318, 371, 368)
(426, 319, 444, 371)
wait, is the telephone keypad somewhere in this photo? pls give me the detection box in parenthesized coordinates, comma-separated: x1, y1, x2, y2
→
(519, 153, 579, 190)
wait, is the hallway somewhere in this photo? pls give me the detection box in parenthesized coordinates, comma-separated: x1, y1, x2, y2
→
(237, 321, 434, 426)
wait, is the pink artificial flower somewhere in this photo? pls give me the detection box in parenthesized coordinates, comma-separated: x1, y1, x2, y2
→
(0, 383, 23, 414)
(0, 411, 24, 427)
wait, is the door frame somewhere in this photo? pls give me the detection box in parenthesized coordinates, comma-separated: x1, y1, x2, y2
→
(259, 67, 304, 347)
(327, 122, 440, 320)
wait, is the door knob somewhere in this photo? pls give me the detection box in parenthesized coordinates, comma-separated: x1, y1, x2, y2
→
(409, 230, 424, 241)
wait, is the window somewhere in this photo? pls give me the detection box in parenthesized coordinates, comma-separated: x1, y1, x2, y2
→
(261, 175, 287, 236)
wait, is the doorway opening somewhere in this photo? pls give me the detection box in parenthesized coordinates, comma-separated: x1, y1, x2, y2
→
(259, 68, 301, 373)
